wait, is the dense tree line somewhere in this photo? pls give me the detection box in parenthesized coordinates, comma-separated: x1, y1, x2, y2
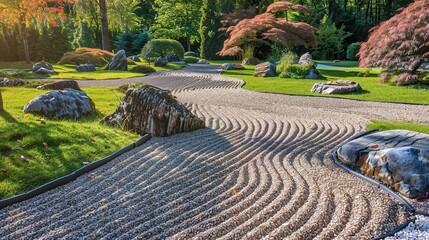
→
(0, 0, 414, 62)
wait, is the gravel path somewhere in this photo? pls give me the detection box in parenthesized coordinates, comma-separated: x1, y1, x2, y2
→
(1, 65, 428, 239)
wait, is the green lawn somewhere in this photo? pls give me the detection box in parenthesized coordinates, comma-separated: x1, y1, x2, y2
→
(0, 61, 184, 80)
(367, 120, 429, 134)
(0, 87, 139, 199)
(221, 64, 429, 105)
(315, 60, 359, 68)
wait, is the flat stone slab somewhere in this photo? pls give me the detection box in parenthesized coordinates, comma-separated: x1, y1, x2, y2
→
(337, 130, 429, 198)
(311, 80, 362, 94)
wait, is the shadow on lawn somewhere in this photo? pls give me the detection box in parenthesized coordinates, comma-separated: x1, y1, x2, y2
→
(0, 111, 17, 123)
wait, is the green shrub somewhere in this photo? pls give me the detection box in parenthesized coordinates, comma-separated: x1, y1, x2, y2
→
(276, 52, 299, 73)
(184, 56, 200, 63)
(347, 42, 360, 60)
(117, 82, 148, 93)
(279, 63, 317, 79)
(130, 65, 156, 74)
(141, 39, 185, 64)
(184, 51, 198, 57)
(57, 48, 114, 67)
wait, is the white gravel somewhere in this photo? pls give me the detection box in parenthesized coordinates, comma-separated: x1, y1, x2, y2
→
(2, 64, 428, 239)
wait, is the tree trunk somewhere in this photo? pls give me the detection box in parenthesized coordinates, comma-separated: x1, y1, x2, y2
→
(0, 89, 3, 111)
(99, 0, 111, 51)
(186, 35, 191, 52)
(19, 24, 31, 63)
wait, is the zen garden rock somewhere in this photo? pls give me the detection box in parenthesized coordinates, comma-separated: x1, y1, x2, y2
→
(37, 80, 81, 91)
(23, 89, 95, 119)
(130, 56, 141, 62)
(311, 80, 362, 94)
(32, 62, 58, 75)
(254, 62, 276, 77)
(108, 49, 127, 71)
(102, 85, 205, 137)
(299, 52, 313, 65)
(76, 64, 96, 72)
(197, 59, 208, 64)
(222, 63, 245, 70)
(166, 54, 181, 62)
(337, 130, 429, 198)
(154, 57, 168, 67)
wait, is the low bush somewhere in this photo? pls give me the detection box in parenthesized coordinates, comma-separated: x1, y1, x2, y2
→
(57, 48, 114, 67)
(279, 63, 317, 79)
(184, 51, 198, 57)
(130, 65, 156, 74)
(184, 56, 200, 63)
(347, 42, 360, 61)
(276, 52, 299, 73)
(141, 39, 185, 64)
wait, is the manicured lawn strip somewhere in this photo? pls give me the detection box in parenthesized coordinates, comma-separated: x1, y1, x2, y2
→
(0, 87, 139, 199)
(315, 60, 359, 68)
(221, 65, 429, 105)
(366, 120, 429, 134)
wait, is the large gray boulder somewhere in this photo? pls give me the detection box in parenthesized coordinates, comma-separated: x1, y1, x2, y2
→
(37, 80, 81, 91)
(254, 62, 276, 77)
(102, 85, 205, 137)
(299, 52, 313, 65)
(32, 62, 54, 73)
(23, 89, 95, 119)
(108, 49, 127, 71)
(337, 130, 429, 198)
(154, 57, 168, 67)
(305, 66, 319, 79)
(76, 64, 96, 72)
(311, 80, 362, 94)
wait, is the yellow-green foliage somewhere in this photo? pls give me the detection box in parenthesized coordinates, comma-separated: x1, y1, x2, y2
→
(57, 48, 114, 67)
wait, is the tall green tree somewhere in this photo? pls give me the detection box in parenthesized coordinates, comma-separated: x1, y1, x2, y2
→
(72, 19, 96, 48)
(152, 0, 201, 51)
(200, 0, 222, 59)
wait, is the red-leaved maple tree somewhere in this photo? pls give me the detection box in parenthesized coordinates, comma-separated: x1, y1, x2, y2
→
(359, 0, 429, 85)
(0, 0, 75, 63)
(218, 1, 317, 59)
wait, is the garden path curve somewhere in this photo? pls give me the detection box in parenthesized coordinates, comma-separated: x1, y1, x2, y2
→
(1, 64, 428, 239)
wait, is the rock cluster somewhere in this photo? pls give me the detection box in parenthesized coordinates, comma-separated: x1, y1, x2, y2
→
(23, 89, 95, 119)
(102, 85, 205, 137)
(311, 80, 362, 94)
(36, 80, 81, 91)
(32, 62, 58, 75)
(337, 130, 429, 198)
(76, 64, 96, 72)
(254, 62, 276, 77)
(108, 50, 127, 71)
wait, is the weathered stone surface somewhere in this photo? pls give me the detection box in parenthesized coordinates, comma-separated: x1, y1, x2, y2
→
(197, 59, 208, 64)
(242, 57, 260, 65)
(37, 80, 81, 91)
(130, 56, 141, 62)
(254, 62, 276, 77)
(0, 78, 8, 86)
(32, 62, 54, 73)
(311, 80, 361, 94)
(76, 64, 96, 72)
(154, 57, 168, 67)
(108, 49, 128, 71)
(166, 54, 181, 62)
(103, 85, 205, 137)
(232, 64, 245, 70)
(23, 89, 95, 119)
(299, 52, 313, 65)
(35, 67, 58, 75)
(305, 66, 319, 79)
(337, 130, 429, 198)
(222, 63, 234, 70)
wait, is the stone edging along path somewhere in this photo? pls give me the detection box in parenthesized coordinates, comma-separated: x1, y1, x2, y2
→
(1, 64, 428, 239)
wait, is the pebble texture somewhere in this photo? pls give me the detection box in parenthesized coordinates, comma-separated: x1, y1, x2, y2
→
(23, 89, 95, 119)
(3, 65, 429, 239)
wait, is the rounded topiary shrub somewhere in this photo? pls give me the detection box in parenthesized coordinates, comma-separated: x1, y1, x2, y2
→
(184, 51, 198, 57)
(184, 56, 200, 63)
(141, 39, 185, 64)
(130, 65, 156, 74)
(347, 42, 361, 61)
(57, 48, 114, 67)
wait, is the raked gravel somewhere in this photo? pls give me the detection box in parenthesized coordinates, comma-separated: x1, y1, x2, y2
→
(2, 64, 428, 239)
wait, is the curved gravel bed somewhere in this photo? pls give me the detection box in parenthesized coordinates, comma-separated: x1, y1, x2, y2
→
(2, 64, 428, 239)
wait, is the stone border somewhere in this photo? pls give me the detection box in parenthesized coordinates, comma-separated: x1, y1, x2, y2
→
(0, 134, 151, 209)
(332, 130, 416, 239)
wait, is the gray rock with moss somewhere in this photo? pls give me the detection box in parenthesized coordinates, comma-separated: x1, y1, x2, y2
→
(311, 80, 361, 94)
(108, 50, 128, 71)
(102, 85, 205, 137)
(37, 80, 81, 91)
(254, 62, 276, 77)
(337, 130, 429, 198)
(23, 89, 95, 119)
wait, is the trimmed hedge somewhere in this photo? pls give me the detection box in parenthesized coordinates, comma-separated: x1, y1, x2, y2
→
(141, 39, 185, 63)
(347, 42, 360, 61)
(184, 51, 199, 57)
(57, 48, 114, 67)
(130, 65, 156, 74)
(184, 56, 200, 63)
